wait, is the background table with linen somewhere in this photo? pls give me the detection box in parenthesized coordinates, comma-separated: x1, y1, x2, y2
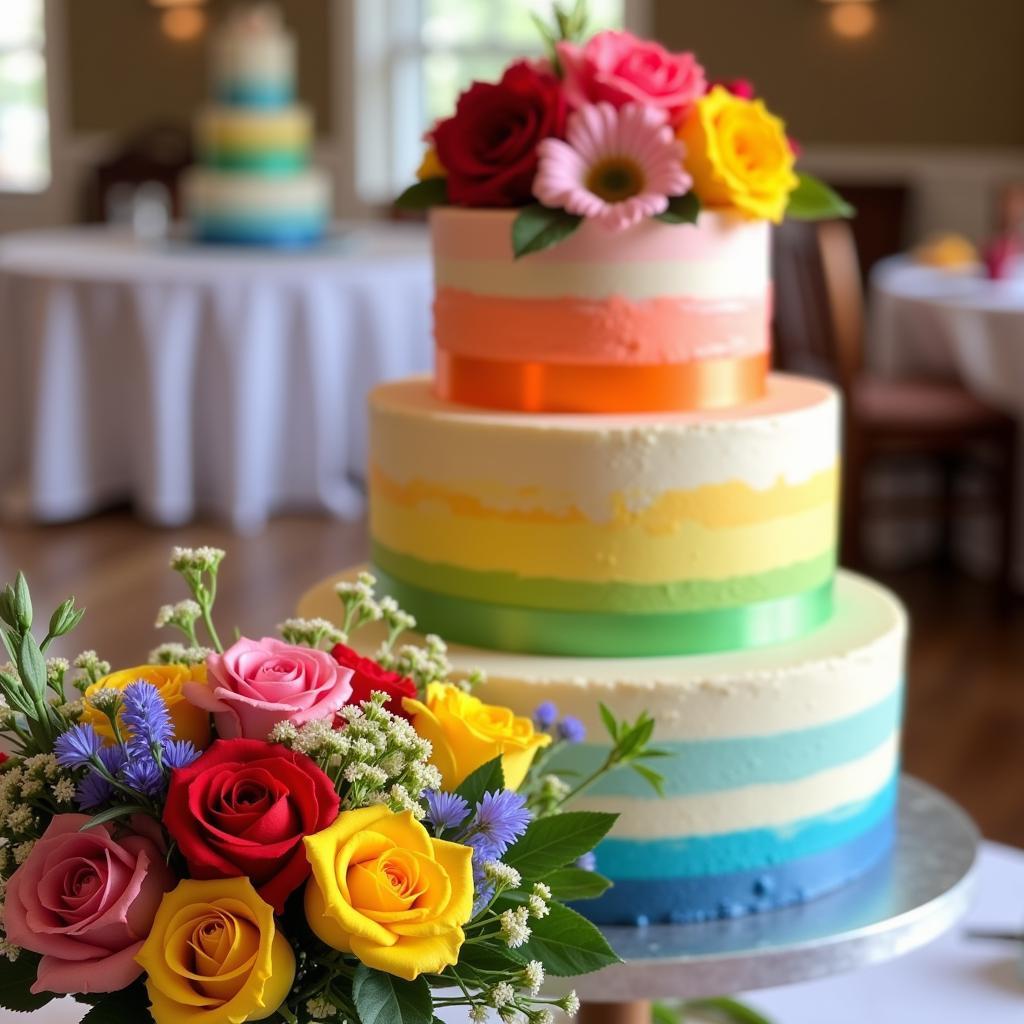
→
(0, 224, 433, 532)
(869, 257, 1024, 581)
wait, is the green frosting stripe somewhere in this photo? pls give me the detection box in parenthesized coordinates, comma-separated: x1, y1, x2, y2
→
(200, 149, 307, 173)
(371, 565, 834, 657)
(371, 542, 836, 613)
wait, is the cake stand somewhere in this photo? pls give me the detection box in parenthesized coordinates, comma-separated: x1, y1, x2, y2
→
(563, 777, 977, 1024)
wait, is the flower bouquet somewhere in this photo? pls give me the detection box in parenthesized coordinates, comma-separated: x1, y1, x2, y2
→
(0, 548, 667, 1024)
(398, 1, 851, 256)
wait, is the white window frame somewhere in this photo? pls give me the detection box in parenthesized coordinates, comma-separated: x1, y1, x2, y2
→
(344, 0, 652, 209)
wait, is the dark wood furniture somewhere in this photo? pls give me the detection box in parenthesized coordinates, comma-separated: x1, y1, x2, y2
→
(773, 218, 1018, 599)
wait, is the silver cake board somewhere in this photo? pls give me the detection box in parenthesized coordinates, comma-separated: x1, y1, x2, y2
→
(558, 777, 978, 1020)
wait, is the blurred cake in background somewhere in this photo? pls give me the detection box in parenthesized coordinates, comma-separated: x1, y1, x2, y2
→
(183, 4, 331, 246)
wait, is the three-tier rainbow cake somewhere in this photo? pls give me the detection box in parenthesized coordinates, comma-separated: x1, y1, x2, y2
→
(306, 22, 903, 925)
(183, 4, 331, 247)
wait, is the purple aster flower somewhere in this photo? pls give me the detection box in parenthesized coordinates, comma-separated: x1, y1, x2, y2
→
(121, 681, 173, 755)
(75, 745, 126, 810)
(425, 790, 470, 834)
(55, 724, 104, 769)
(121, 753, 166, 797)
(467, 790, 532, 861)
(576, 850, 597, 872)
(557, 716, 586, 743)
(533, 701, 558, 731)
(163, 739, 200, 771)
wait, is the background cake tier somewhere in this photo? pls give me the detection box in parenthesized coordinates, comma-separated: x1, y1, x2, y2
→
(369, 374, 839, 657)
(196, 105, 312, 172)
(431, 208, 771, 413)
(298, 570, 907, 926)
(211, 3, 296, 107)
(184, 168, 331, 246)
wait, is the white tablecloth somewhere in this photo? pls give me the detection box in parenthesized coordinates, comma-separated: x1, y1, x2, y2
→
(869, 258, 1024, 581)
(0, 224, 433, 531)
(3, 842, 1019, 1023)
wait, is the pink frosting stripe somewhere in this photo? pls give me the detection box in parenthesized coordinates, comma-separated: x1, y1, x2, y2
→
(430, 207, 769, 265)
(435, 288, 771, 365)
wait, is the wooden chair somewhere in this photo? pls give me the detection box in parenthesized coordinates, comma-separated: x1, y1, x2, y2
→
(773, 218, 1018, 599)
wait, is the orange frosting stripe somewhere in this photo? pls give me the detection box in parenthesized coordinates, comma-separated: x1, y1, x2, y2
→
(435, 288, 770, 366)
(437, 350, 768, 413)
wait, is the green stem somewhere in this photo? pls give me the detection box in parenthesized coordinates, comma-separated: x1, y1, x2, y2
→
(201, 600, 223, 654)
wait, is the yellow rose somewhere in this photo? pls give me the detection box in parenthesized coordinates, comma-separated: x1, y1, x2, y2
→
(681, 85, 799, 223)
(415, 146, 446, 181)
(136, 877, 295, 1024)
(404, 684, 551, 791)
(84, 664, 212, 749)
(304, 806, 473, 981)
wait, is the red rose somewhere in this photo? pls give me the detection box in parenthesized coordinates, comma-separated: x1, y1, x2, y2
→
(433, 61, 567, 207)
(331, 643, 417, 718)
(163, 739, 339, 913)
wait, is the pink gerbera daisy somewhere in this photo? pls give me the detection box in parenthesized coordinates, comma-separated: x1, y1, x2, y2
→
(533, 102, 691, 231)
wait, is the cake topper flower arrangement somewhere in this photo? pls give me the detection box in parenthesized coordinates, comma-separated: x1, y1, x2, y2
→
(0, 550, 667, 1024)
(397, 0, 852, 256)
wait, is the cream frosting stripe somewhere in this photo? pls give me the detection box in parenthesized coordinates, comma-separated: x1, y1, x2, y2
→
(435, 257, 769, 302)
(371, 377, 839, 501)
(571, 735, 900, 838)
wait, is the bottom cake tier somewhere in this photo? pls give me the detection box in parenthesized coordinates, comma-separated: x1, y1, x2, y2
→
(298, 570, 906, 926)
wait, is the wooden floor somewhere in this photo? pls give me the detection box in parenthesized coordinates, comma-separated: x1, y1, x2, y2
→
(3, 512, 1023, 847)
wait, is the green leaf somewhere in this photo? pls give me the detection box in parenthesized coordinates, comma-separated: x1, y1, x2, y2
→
(80, 804, 150, 831)
(652, 1004, 680, 1024)
(18, 631, 47, 703)
(394, 178, 448, 212)
(655, 191, 701, 225)
(631, 762, 666, 797)
(79, 982, 151, 1024)
(616, 715, 655, 761)
(682, 997, 776, 1024)
(353, 965, 433, 1024)
(505, 811, 618, 879)
(454, 942, 525, 979)
(786, 173, 854, 221)
(512, 204, 582, 259)
(542, 866, 613, 901)
(454, 756, 505, 810)
(512, 901, 620, 976)
(0, 668, 35, 717)
(0, 951, 53, 1012)
(0, 585, 16, 629)
(13, 572, 32, 630)
(598, 703, 620, 743)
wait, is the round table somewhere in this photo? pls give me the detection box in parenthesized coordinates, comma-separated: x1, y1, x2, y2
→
(0, 223, 432, 531)
(869, 257, 1024, 582)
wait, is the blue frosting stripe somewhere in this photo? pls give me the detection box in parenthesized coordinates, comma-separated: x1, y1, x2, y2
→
(215, 82, 294, 107)
(549, 687, 904, 797)
(194, 214, 327, 247)
(577, 805, 896, 926)
(594, 775, 899, 879)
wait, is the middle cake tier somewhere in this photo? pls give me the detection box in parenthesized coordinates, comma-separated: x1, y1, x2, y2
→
(370, 374, 839, 658)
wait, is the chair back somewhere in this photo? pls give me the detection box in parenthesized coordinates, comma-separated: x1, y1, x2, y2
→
(772, 218, 865, 394)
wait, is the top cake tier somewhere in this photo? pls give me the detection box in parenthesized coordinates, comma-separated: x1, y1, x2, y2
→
(211, 4, 297, 107)
(432, 207, 771, 414)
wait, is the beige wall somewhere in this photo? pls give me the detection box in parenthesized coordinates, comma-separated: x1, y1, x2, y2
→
(654, 0, 1024, 147)
(66, 0, 332, 136)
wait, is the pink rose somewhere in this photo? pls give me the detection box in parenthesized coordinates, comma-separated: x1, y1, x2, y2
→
(2, 814, 174, 994)
(557, 30, 706, 128)
(186, 637, 353, 740)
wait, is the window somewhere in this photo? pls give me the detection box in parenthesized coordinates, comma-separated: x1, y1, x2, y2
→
(355, 0, 641, 203)
(0, 0, 49, 192)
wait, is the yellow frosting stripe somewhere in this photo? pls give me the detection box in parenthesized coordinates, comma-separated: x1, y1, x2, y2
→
(371, 465, 838, 532)
(370, 499, 837, 583)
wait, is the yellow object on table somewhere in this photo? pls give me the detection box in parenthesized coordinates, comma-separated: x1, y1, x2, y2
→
(913, 233, 979, 270)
